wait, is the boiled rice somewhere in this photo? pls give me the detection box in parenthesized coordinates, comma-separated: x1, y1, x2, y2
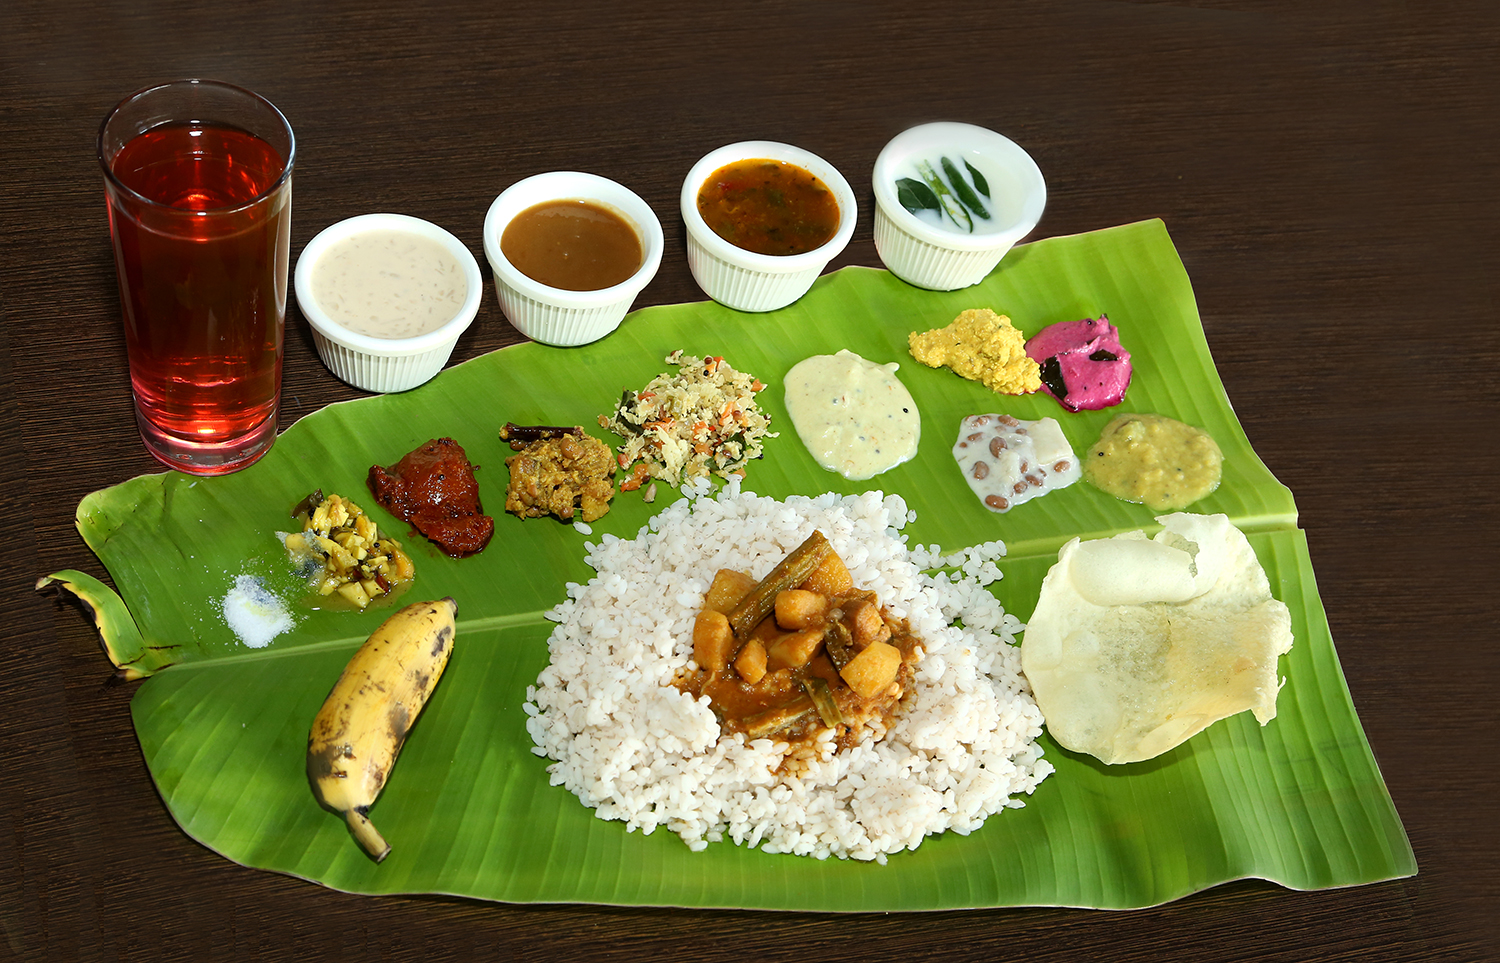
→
(524, 477, 1051, 862)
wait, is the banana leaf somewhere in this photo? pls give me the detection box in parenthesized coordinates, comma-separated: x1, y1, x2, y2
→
(48, 220, 1414, 910)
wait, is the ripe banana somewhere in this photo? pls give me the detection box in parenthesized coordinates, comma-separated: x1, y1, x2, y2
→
(307, 597, 458, 862)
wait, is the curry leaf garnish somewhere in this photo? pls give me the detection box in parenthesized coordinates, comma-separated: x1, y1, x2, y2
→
(943, 156, 991, 221)
(965, 159, 990, 199)
(896, 177, 940, 215)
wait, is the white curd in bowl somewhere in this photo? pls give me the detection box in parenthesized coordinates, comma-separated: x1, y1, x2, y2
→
(872, 122, 1045, 291)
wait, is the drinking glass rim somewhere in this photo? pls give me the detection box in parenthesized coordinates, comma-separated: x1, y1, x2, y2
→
(98, 79, 296, 216)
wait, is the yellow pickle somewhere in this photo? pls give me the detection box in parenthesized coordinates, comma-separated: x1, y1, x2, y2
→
(281, 491, 415, 609)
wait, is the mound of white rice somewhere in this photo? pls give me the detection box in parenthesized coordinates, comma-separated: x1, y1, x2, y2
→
(524, 478, 1051, 862)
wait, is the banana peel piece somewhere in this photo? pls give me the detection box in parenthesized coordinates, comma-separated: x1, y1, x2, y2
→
(37, 570, 175, 680)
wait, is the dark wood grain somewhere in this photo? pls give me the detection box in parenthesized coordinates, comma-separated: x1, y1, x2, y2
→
(2, 1, 1495, 960)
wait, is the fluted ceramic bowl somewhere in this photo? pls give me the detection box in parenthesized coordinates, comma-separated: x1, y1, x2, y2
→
(483, 172, 663, 347)
(681, 141, 857, 312)
(872, 122, 1045, 291)
(295, 213, 483, 393)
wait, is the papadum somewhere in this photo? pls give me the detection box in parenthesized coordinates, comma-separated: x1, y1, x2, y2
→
(1020, 513, 1293, 764)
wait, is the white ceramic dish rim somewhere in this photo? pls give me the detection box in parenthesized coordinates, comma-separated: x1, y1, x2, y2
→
(482, 171, 664, 307)
(872, 122, 1046, 251)
(680, 140, 857, 274)
(294, 213, 483, 357)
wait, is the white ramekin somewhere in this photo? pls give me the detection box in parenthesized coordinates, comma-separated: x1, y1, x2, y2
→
(680, 141, 857, 313)
(872, 122, 1046, 291)
(482, 172, 663, 347)
(294, 213, 483, 393)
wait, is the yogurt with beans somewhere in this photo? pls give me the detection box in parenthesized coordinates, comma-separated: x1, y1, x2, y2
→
(952, 414, 1080, 513)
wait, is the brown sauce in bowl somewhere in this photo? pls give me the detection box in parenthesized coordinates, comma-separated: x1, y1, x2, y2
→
(696, 158, 840, 257)
(500, 199, 643, 291)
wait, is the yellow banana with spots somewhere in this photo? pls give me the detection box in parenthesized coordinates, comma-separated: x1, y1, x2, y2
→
(307, 597, 457, 861)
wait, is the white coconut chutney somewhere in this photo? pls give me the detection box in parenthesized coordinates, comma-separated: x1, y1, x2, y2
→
(784, 349, 920, 480)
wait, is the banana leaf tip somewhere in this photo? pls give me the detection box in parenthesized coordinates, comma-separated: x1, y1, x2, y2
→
(37, 569, 164, 680)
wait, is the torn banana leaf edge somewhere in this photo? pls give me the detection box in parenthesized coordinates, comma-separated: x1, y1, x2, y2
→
(37, 570, 177, 680)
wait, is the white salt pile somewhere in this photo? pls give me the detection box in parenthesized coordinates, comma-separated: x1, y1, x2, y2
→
(221, 574, 295, 648)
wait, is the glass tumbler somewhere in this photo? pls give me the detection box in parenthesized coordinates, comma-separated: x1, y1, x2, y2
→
(98, 79, 295, 474)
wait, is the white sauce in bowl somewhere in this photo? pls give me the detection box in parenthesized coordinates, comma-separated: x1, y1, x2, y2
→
(310, 229, 468, 340)
(784, 349, 920, 480)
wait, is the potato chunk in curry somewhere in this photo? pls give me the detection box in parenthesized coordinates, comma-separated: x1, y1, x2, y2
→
(677, 530, 922, 757)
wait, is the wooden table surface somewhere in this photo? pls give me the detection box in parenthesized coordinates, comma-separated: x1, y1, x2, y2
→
(3, 1, 1494, 959)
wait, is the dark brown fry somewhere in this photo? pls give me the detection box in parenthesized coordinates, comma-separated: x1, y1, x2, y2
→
(499, 423, 583, 449)
(291, 489, 325, 520)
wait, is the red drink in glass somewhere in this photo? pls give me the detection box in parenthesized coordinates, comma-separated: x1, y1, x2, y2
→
(99, 81, 294, 474)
